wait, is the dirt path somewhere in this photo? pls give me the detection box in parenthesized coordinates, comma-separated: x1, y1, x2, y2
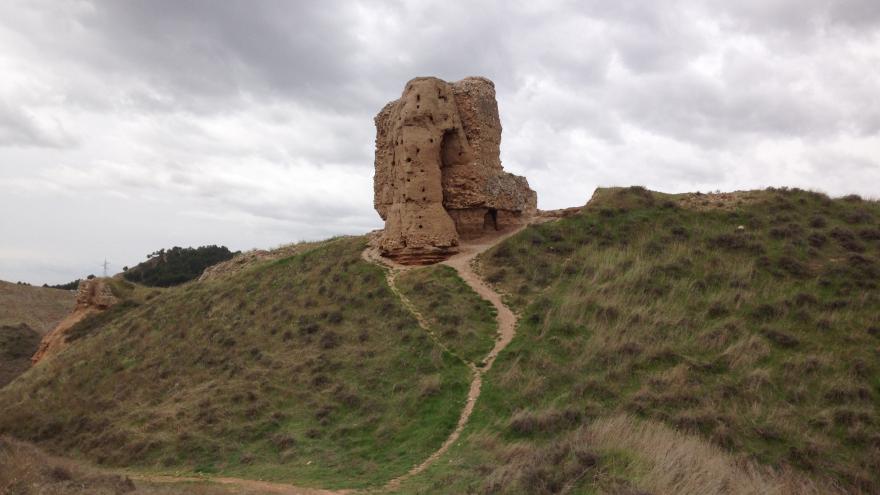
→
(129, 473, 351, 494)
(374, 226, 525, 491)
(129, 226, 525, 495)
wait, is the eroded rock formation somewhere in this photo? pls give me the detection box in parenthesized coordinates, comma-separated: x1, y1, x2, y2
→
(32, 279, 117, 364)
(374, 76, 536, 263)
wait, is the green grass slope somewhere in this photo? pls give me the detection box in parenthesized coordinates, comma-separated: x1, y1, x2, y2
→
(396, 265, 498, 364)
(0, 237, 470, 489)
(406, 187, 879, 494)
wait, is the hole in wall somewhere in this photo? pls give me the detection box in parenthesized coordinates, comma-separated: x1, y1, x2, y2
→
(484, 208, 498, 231)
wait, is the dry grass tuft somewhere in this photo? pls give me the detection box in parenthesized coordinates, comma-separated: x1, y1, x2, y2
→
(587, 415, 844, 495)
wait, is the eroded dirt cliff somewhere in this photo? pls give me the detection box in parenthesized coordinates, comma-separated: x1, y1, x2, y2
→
(31, 279, 117, 364)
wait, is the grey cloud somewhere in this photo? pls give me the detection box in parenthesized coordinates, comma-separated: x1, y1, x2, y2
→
(703, 0, 880, 39)
(0, 99, 75, 148)
(1, 0, 880, 284)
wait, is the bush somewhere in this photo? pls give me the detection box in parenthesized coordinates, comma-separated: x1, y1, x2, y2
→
(809, 216, 828, 228)
(761, 329, 799, 348)
(319, 331, 340, 349)
(750, 304, 779, 321)
(777, 256, 809, 278)
(830, 228, 865, 252)
(708, 234, 763, 254)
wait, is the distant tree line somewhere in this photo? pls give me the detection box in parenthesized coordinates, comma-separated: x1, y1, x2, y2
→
(44, 279, 81, 290)
(123, 245, 235, 287)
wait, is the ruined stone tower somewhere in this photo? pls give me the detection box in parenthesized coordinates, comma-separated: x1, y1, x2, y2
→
(373, 76, 537, 263)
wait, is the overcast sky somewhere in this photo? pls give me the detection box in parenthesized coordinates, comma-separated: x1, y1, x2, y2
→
(2, 0, 879, 284)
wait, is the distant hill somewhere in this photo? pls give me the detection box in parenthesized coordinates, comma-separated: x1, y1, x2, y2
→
(123, 245, 235, 287)
(0, 281, 75, 388)
(0, 280, 75, 335)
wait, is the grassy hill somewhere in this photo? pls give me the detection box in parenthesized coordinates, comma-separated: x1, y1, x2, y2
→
(0, 237, 473, 489)
(403, 187, 879, 494)
(1, 187, 878, 494)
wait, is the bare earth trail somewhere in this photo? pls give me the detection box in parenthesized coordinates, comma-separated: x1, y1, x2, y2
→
(369, 225, 525, 492)
(128, 473, 352, 495)
(129, 226, 526, 495)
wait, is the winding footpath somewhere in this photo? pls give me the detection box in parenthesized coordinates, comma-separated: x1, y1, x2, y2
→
(368, 227, 524, 492)
(135, 228, 523, 494)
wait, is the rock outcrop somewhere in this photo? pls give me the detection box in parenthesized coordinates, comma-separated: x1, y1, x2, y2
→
(31, 279, 117, 364)
(373, 76, 536, 263)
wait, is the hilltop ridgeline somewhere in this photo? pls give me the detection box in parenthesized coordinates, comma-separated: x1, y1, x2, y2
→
(405, 187, 879, 494)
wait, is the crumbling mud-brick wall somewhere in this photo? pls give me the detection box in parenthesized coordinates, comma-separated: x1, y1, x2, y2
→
(373, 76, 537, 264)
